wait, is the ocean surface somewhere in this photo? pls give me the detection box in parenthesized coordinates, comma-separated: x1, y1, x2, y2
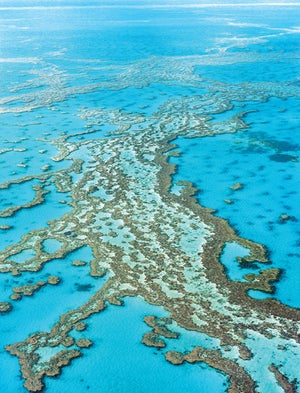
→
(0, 1, 299, 392)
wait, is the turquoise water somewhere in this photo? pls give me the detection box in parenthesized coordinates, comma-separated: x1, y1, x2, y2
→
(0, 1, 299, 392)
(45, 297, 228, 393)
(170, 97, 300, 307)
(0, 246, 106, 392)
(0, 184, 72, 247)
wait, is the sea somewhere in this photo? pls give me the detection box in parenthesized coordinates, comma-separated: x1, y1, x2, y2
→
(0, 1, 299, 392)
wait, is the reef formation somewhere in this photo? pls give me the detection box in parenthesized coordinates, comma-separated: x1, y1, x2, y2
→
(0, 52, 299, 392)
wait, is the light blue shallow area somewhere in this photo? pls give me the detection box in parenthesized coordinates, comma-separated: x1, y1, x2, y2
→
(220, 242, 253, 282)
(42, 238, 63, 254)
(9, 248, 36, 264)
(247, 290, 274, 300)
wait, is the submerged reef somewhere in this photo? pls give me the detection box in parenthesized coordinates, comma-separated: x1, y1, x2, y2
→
(0, 53, 300, 393)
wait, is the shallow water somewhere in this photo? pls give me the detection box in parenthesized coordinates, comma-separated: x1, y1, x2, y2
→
(0, 1, 299, 392)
